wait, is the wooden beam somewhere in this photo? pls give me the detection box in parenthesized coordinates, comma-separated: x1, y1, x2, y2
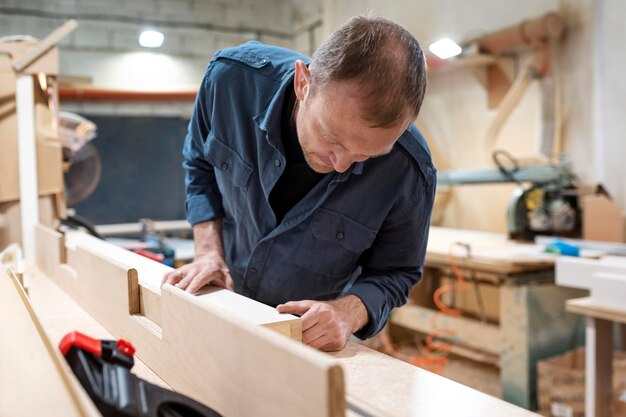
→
(391, 303, 501, 355)
(11, 19, 78, 73)
(35, 224, 339, 417)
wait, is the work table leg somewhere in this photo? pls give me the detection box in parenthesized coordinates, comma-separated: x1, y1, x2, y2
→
(586, 317, 613, 417)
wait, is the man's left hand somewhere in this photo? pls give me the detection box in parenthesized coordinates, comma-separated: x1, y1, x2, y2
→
(276, 295, 368, 352)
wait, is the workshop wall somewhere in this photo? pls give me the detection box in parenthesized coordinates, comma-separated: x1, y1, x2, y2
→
(0, 0, 295, 115)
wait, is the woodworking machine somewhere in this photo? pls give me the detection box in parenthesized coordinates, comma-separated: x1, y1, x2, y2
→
(437, 159, 580, 240)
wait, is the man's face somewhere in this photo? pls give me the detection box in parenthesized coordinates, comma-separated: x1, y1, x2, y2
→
(293, 61, 410, 174)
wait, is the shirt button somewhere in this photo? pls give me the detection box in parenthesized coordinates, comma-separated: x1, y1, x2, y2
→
(274, 159, 281, 167)
(336, 232, 345, 240)
(221, 162, 228, 170)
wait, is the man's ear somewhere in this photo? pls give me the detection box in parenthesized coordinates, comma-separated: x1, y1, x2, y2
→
(294, 60, 310, 101)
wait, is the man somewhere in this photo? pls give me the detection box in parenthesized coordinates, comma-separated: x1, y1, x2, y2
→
(162, 16, 436, 352)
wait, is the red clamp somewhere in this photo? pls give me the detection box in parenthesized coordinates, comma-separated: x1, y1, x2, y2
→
(59, 331, 136, 359)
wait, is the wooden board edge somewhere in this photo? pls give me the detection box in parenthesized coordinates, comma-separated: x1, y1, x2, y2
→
(3, 266, 101, 417)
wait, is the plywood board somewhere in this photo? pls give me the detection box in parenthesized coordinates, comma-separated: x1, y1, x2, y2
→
(61, 229, 301, 337)
(0, 266, 100, 417)
(35, 224, 340, 417)
(427, 227, 556, 274)
(331, 342, 539, 417)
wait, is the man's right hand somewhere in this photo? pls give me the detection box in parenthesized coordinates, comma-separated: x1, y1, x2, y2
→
(161, 219, 233, 294)
(161, 253, 234, 294)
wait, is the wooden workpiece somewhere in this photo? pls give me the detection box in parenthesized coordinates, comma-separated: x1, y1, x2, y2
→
(35, 224, 339, 417)
(14, 258, 541, 417)
(22, 223, 546, 416)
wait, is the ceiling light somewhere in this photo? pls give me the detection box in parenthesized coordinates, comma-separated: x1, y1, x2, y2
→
(139, 30, 164, 48)
(428, 38, 462, 60)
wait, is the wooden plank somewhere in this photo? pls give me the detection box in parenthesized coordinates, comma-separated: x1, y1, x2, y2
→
(0, 266, 100, 417)
(0, 63, 64, 205)
(0, 40, 60, 75)
(16, 74, 39, 262)
(11, 19, 77, 72)
(61, 228, 301, 338)
(427, 227, 555, 275)
(25, 264, 543, 417)
(34, 224, 341, 417)
(391, 303, 501, 355)
(567, 297, 626, 324)
(331, 342, 540, 417)
(26, 263, 170, 388)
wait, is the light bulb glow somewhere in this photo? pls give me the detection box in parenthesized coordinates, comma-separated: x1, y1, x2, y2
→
(429, 38, 462, 60)
(139, 30, 164, 48)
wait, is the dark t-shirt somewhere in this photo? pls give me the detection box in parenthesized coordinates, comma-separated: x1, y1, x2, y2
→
(269, 87, 325, 223)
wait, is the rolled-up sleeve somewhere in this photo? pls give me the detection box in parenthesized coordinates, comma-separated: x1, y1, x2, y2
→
(183, 66, 225, 225)
(347, 173, 436, 339)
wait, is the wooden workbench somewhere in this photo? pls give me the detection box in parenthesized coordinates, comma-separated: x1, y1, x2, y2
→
(8, 267, 540, 417)
(391, 227, 587, 410)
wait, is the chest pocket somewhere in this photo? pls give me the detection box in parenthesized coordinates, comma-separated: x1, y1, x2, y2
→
(204, 132, 253, 221)
(294, 208, 377, 278)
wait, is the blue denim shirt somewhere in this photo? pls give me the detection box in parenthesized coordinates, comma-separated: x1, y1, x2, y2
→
(183, 41, 436, 339)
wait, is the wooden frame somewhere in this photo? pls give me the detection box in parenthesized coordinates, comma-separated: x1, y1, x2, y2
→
(35, 224, 344, 417)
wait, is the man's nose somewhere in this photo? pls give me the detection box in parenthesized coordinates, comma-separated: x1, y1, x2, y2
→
(330, 151, 352, 173)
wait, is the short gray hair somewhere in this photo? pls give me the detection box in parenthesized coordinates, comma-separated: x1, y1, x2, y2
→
(309, 16, 427, 128)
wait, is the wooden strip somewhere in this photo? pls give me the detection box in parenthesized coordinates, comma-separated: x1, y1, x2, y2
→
(0, 266, 100, 417)
(36, 225, 300, 337)
(35, 225, 342, 417)
(160, 285, 345, 417)
(391, 303, 501, 355)
(11, 19, 78, 72)
(331, 342, 539, 417)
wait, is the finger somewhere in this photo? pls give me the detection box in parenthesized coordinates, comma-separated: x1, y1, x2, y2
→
(162, 269, 184, 286)
(224, 276, 235, 291)
(276, 300, 314, 316)
(185, 273, 215, 294)
(309, 335, 332, 351)
(175, 272, 196, 290)
(302, 321, 326, 345)
(186, 269, 227, 294)
(299, 306, 324, 332)
(311, 329, 346, 352)
(209, 270, 231, 290)
(223, 270, 235, 291)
